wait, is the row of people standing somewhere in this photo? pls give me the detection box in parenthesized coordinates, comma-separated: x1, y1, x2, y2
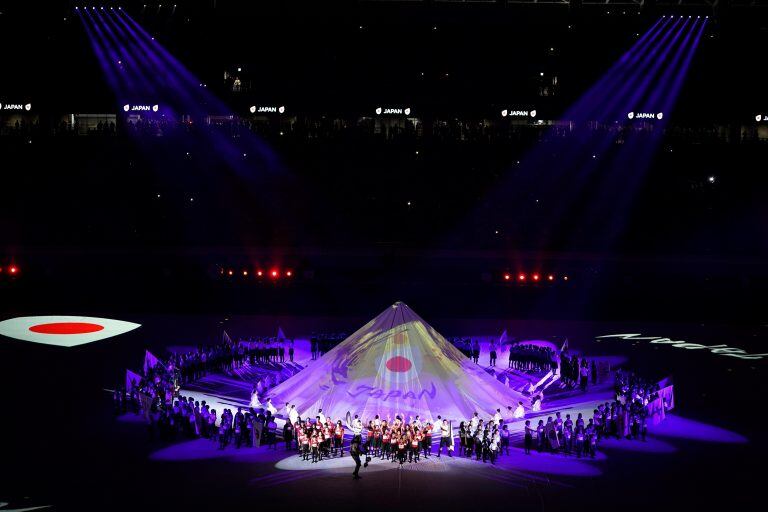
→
(310, 333, 347, 360)
(523, 401, 650, 458)
(560, 354, 597, 391)
(508, 344, 557, 373)
(238, 337, 296, 364)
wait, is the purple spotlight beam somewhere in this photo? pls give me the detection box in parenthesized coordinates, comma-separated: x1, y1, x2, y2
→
(579, 19, 708, 248)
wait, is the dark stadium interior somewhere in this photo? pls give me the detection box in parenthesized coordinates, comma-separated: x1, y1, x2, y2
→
(1, 2, 767, 511)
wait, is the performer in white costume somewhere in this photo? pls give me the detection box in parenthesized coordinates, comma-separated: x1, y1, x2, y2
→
(492, 408, 503, 426)
(285, 403, 299, 424)
(531, 393, 543, 412)
(266, 398, 278, 415)
(249, 389, 262, 409)
(469, 412, 480, 431)
(345, 412, 363, 435)
(513, 401, 525, 419)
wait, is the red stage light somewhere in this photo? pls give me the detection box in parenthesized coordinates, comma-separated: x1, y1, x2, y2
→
(503, 273, 511, 281)
(227, 269, 233, 276)
(532, 273, 540, 281)
(257, 270, 263, 277)
(548, 274, 554, 281)
(286, 270, 292, 277)
(9, 266, 18, 274)
(518, 273, 526, 281)
(242, 270, 248, 276)
(563, 275, 569, 281)
(270, 270, 279, 278)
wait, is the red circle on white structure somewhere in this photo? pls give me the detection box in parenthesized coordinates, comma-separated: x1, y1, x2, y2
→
(386, 356, 412, 372)
(29, 322, 105, 335)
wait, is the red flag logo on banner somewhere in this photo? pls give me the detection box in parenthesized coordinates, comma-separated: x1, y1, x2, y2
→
(0, 316, 140, 347)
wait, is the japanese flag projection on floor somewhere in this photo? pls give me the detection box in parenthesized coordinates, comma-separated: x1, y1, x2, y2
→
(0, 316, 141, 347)
(269, 302, 525, 422)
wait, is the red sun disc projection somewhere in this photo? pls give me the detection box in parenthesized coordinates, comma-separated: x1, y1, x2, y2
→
(29, 322, 105, 335)
(385, 356, 412, 372)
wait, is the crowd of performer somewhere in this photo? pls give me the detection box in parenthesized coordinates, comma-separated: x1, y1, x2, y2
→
(288, 400, 655, 467)
(309, 333, 348, 360)
(114, 341, 246, 415)
(157, 397, 285, 449)
(614, 368, 662, 405)
(449, 338, 562, 372)
(114, 331, 667, 473)
(237, 337, 296, 364)
(167, 343, 247, 384)
(288, 412, 509, 465)
(560, 354, 598, 391)
(522, 401, 649, 458)
(117, 381, 661, 469)
(507, 344, 558, 373)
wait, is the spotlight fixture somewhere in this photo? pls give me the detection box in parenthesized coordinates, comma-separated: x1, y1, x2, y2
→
(547, 275, 555, 281)
(532, 274, 540, 282)
(286, 271, 293, 277)
(518, 273, 526, 281)
(503, 273, 511, 281)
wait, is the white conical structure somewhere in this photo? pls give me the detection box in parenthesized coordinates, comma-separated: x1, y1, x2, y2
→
(270, 302, 524, 422)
